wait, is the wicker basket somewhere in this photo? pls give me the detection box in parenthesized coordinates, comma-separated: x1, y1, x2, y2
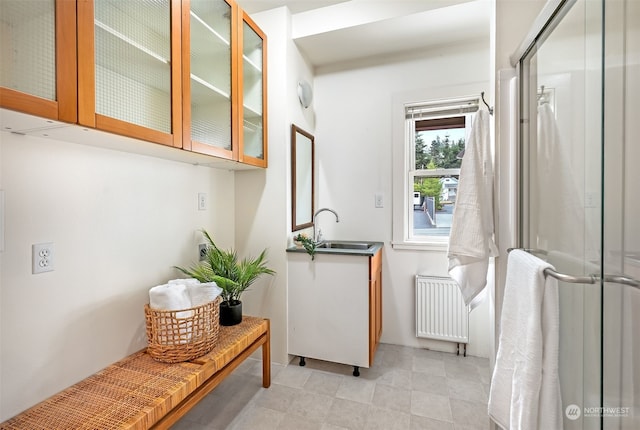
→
(144, 296, 221, 363)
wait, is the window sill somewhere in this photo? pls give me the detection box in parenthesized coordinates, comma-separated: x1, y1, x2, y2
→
(391, 240, 448, 252)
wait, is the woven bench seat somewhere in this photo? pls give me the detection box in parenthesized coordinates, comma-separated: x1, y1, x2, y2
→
(0, 316, 270, 430)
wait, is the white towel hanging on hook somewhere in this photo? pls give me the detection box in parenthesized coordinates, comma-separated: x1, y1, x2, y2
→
(447, 109, 498, 310)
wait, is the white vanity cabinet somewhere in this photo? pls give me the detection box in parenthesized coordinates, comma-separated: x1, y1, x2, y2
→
(287, 245, 382, 375)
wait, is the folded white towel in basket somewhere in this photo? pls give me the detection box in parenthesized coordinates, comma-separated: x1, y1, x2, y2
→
(187, 282, 222, 307)
(167, 278, 222, 307)
(149, 283, 194, 345)
(149, 283, 192, 315)
(168, 278, 200, 286)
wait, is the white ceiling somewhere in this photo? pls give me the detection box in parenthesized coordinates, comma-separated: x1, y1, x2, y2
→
(237, 0, 350, 14)
(235, 0, 491, 68)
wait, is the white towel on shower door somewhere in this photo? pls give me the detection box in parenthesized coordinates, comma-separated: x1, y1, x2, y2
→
(537, 103, 589, 256)
(488, 249, 563, 430)
(447, 109, 498, 310)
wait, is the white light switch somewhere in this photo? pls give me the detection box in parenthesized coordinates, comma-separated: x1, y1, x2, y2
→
(198, 193, 207, 211)
(375, 193, 384, 208)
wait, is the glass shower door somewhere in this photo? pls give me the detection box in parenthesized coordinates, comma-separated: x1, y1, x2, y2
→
(519, 0, 639, 428)
(601, 0, 640, 428)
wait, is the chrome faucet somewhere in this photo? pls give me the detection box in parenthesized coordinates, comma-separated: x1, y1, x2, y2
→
(313, 208, 340, 242)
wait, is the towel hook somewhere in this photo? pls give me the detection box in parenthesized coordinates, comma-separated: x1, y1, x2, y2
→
(481, 92, 494, 115)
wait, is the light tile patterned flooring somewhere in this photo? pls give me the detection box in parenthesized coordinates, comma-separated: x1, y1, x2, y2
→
(172, 343, 491, 430)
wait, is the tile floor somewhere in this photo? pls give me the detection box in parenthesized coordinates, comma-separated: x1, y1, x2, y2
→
(172, 343, 491, 430)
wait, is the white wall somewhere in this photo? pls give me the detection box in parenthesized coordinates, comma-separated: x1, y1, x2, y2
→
(235, 7, 317, 366)
(312, 40, 492, 358)
(0, 132, 234, 420)
(492, 0, 546, 363)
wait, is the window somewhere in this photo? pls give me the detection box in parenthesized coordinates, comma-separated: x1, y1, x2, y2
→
(393, 96, 478, 249)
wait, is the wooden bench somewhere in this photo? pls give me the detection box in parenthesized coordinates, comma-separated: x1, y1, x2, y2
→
(0, 316, 270, 430)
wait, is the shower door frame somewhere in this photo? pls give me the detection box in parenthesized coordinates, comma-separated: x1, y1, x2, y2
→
(513, 0, 606, 428)
(508, 0, 639, 427)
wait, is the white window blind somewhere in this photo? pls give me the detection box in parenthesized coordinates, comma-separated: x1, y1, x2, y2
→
(405, 97, 479, 120)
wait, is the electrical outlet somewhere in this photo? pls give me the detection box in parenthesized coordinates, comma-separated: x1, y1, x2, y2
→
(32, 242, 54, 274)
(198, 193, 207, 211)
(198, 243, 207, 261)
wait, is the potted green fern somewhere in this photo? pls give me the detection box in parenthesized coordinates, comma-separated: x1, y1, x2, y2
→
(175, 230, 275, 326)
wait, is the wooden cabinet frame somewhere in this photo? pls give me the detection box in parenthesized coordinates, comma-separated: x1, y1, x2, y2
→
(77, 0, 183, 148)
(369, 249, 383, 366)
(237, 10, 268, 168)
(181, 0, 239, 160)
(0, 0, 77, 123)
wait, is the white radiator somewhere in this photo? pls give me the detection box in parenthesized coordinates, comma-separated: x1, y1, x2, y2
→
(415, 275, 469, 344)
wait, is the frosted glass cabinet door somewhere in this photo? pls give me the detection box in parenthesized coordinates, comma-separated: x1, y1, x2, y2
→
(183, 0, 235, 159)
(239, 12, 267, 167)
(0, 0, 77, 122)
(78, 0, 182, 147)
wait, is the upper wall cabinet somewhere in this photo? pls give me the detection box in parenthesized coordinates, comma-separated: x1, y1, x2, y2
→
(183, 1, 268, 167)
(0, 0, 77, 123)
(0, 0, 266, 168)
(182, 0, 236, 160)
(77, 0, 183, 148)
(238, 11, 267, 168)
